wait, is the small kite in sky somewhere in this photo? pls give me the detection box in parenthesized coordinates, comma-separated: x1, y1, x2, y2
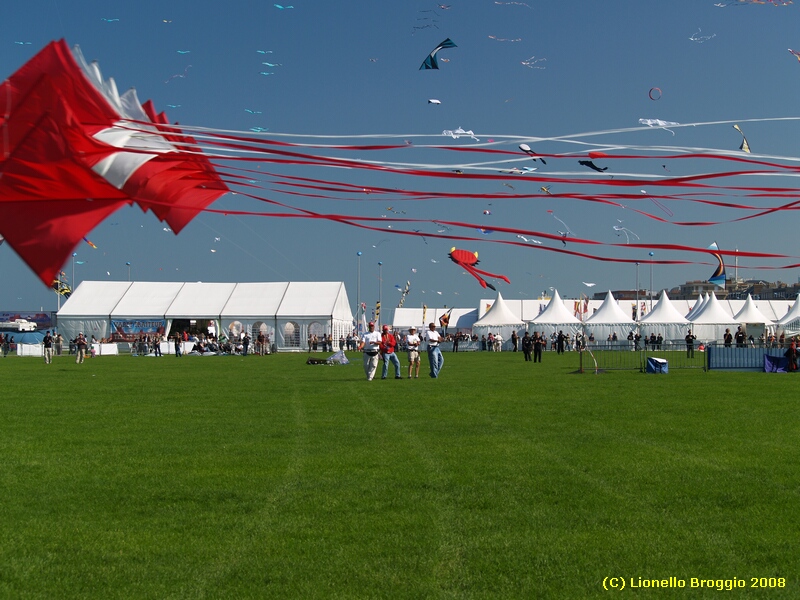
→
(177, 50, 191, 54)
(483, 210, 492, 215)
(689, 28, 716, 43)
(733, 124, 751, 153)
(494, 1, 532, 7)
(488, 36, 522, 42)
(540, 186, 552, 195)
(428, 98, 441, 105)
(519, 143, 546, 164)
(521, 56, 546, 69)
(443, 127, 479, 141)
(613, 224, 640, 244)
(579, 159, 608, 173)
(789, 48, 800, 62)
(649, 87, 662, 100)
(165, 65, 191, 83)
(547, 210, 573, 245)
(448, 247, 510, 290)
(582, 282, 596, 287)
(419, 38, 457, 70)
(274, 4, 294, 9)
(639, 118, 679, 135)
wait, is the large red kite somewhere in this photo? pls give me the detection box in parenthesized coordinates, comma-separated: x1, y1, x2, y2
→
(0, 40, 228, 286)
(448, 247, 510, 290)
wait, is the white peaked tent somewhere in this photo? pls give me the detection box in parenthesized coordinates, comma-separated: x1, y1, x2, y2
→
(732, 294, 773, 337)
(471, 292, 525, 349)
(638, 290, 690, 342)
(584, 291, 635, 341)
(689, 291, 736, 341)
(685, 293, 707, 320)
(776, 293, 800, 335)
(528, 289, 582, 336)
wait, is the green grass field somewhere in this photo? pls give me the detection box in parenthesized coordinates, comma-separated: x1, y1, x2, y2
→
(1, 351, 798, 599)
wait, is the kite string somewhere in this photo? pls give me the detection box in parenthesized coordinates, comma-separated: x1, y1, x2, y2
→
(2, 78, 9, 162)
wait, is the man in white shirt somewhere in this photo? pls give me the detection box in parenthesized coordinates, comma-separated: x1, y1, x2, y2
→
(359, 322, 382, 380)
(423, 322, 444, 378)
(406, 326, 421, 379)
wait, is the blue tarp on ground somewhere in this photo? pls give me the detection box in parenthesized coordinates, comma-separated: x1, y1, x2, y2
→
(646, 357, 668, 374)
(764, 354, 789, 373)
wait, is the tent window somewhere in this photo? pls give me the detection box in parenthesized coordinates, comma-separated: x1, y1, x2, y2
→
(228, 321, 244, 338)
(284, 321, 300, 347)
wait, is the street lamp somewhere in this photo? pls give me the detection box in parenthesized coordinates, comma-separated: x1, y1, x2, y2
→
(126, 261, 131, 281)
(377, 261, 383, 327)
(356, 251, 362, 332)
(648, 252, 655, 311)
(635, 262, 640, 322)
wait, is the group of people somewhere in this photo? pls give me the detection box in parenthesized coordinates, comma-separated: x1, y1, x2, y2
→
(359, 322, 443, 380)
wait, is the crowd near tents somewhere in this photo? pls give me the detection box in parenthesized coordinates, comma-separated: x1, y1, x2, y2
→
(10, 283, 800, 355)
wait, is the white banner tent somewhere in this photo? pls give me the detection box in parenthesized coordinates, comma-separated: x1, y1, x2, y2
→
(527, 289, 582, 338)
(638, 290, 690, 343)
(164, 282, 237, 341)
(273, 282, 353, 351)
(57, 281, 353, 352)
(688, 291, 737, 343)
(110, 281, 185, 348)
(471, 292, 525, 350)
(732, 294, 774, 340)
(583, 291, 636, 343)
(55, 281, 133, 341)
(219, 282, 289, 347)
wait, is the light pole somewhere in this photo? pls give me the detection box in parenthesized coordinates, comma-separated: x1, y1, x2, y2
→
(648, 252, 654, 311)
(356, 251, 362, 332)
(126, 261, 131, 282)
(377, 261, 383, 328)
(635, 262, 640, 322)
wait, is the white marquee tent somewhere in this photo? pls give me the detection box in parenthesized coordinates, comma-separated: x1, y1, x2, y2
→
(732, 294, 774, 337)
(471, 292, 524, 350)
(638, 290, 690, 342)
(688, 291, 737, 342)
(528, 289, 582, 336)
(57, 281, 353, 351)
(583, 291, 635, 342)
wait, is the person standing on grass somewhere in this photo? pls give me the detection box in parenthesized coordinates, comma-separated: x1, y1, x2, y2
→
(406, 326, 421, 378)
(75, 333, 88, 364)
(424, 322, 444, 378)
(685, 329, 696, 358)
(521, 331, 533, 362)
(359, 322, 382, 381)
(43, 331, 54, 364)
(380, 325, 402, 380)
(174, 335, 182, 357)
(511, 330, 518, 352)
(533, 332, 544, 363)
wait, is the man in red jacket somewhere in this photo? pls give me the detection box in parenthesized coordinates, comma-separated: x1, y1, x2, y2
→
(380, 325, 402, 380)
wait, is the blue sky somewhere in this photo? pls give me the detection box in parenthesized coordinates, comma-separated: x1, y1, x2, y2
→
(2, 0, 800, 317)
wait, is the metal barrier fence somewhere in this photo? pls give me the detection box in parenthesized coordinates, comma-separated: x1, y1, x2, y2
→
(578, 340, 708, 372)
(706, 343, 790, 371)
